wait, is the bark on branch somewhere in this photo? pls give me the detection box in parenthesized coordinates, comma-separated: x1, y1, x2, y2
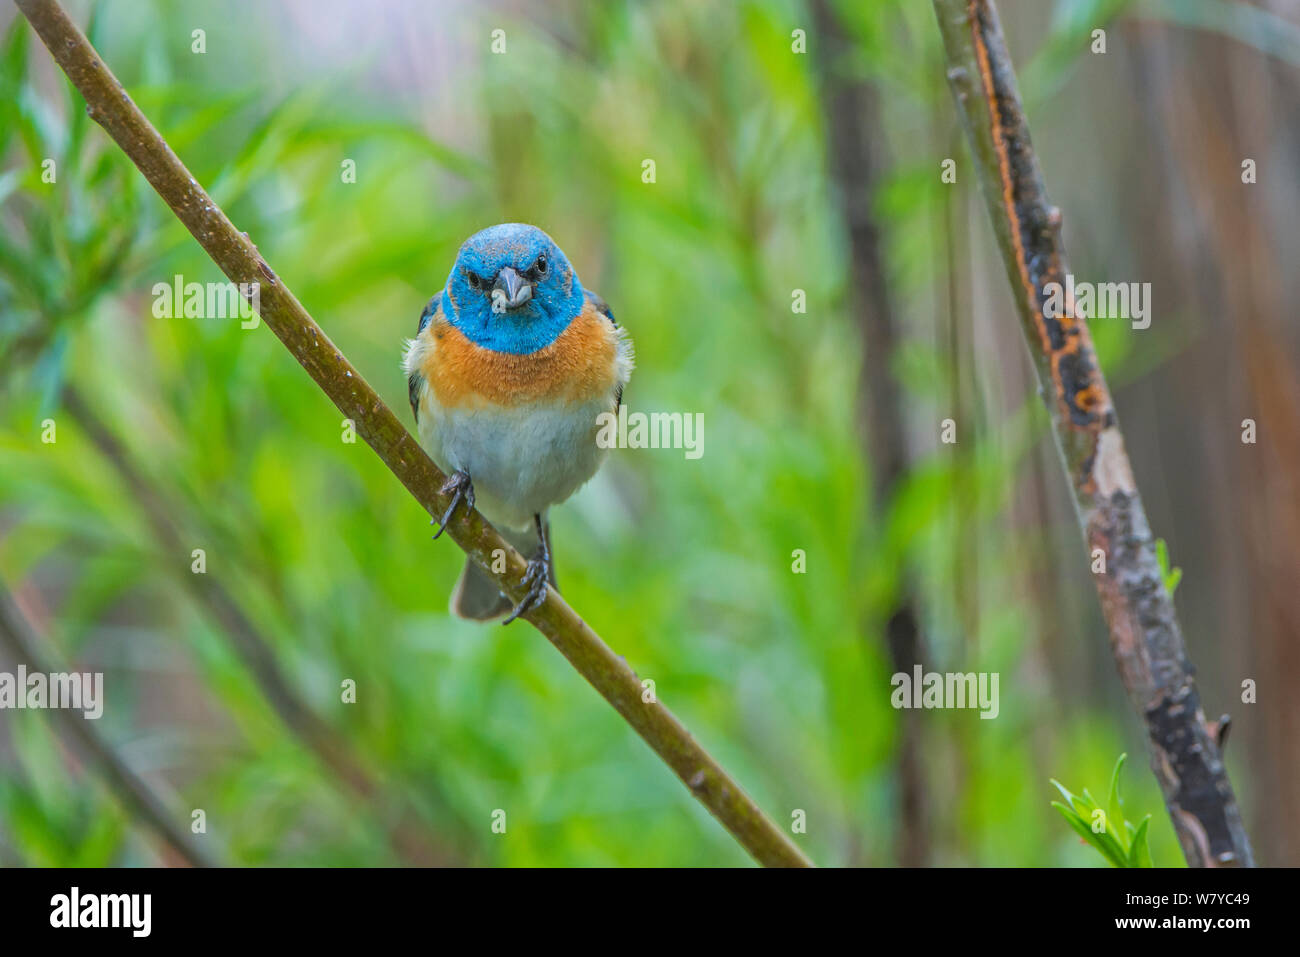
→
(931, 0, 1253, 866)
(13, 0, 811, 867)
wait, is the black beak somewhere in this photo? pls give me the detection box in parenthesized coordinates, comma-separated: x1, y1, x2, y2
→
(492, 267, 533, 312)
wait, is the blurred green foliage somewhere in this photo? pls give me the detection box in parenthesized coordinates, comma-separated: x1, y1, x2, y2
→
(0, 0, 1195, 867)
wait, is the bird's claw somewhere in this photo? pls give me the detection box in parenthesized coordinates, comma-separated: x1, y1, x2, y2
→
(431, 469, 474, 540)
(503, 554, 549, 624)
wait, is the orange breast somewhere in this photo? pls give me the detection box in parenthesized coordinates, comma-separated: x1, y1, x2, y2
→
(422, 303, 618, 408)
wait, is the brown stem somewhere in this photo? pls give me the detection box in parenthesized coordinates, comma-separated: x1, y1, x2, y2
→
(931, 0, 1253, 865)
(13, 0, 811, 867)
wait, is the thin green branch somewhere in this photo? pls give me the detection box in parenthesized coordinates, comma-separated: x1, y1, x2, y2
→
(931, 0, 1252, 866)
(0, 578, 216, 867)
(13, 0, 811, 867)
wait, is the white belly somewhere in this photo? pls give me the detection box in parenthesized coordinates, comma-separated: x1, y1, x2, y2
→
(420, 397, 609, 530)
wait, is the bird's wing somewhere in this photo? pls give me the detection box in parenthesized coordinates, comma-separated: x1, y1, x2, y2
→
(417, 295, 440, 334)
(585, 288, 632, 412)
(404, 296, 443, 423)
(584, 288, 618, 328)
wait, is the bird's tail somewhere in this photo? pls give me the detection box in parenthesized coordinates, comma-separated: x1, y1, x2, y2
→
(450, 522, 558, 621)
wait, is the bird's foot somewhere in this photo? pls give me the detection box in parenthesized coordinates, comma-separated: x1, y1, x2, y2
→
(431, 469, 474, 540)
(502, 549, 549, 624)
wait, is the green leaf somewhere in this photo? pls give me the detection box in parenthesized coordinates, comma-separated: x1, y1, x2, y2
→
(1166, 567, 1182, 594)
(1128, 816, 1154, 868)
(1093, 827, 1132, 869)
(1155, 538, 1182, 596)
(1052, 802, 1095, 842)
(1, 16, 29, 91)
(1080, 788, 1102, 818)
(1052, 802, 1129, 867)
(1057, 779, 1095, 819)
(1107, 752, 1129, 849)
(0, 18, 32, 162)
(1049, 779, 1077, 807)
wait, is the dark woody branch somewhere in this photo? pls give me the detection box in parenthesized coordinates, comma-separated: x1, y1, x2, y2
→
(13, 0, 811, 868)
(931, 0, 1253, 866)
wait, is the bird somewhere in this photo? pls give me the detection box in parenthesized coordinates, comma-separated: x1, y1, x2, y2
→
(403, 223, 633, 622)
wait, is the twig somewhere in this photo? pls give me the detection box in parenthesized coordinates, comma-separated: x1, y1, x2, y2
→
(0, 579, 217, 867)
(931, 0, 1253, 866)
(13, 0, 812, 867)
(59, 384, 462, 867)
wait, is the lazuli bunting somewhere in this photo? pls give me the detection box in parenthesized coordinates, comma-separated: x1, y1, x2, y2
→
(403, 223, 633, 622)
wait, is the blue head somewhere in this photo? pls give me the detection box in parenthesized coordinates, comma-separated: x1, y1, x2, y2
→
(440, 223, 585, 354)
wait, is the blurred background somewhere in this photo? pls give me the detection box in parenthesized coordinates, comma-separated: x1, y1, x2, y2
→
(0, 0, 1296, 867)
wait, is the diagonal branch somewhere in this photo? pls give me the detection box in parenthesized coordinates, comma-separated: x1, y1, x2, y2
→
(13, 0, 811, 867)
(931, 0, 1253, 866)
(58, 383, 464, 868)
(0, 579, 217, 867)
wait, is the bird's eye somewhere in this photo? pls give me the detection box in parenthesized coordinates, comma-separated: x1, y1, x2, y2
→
(467, 272, 481, 289)
(534, 255, 548, 276)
